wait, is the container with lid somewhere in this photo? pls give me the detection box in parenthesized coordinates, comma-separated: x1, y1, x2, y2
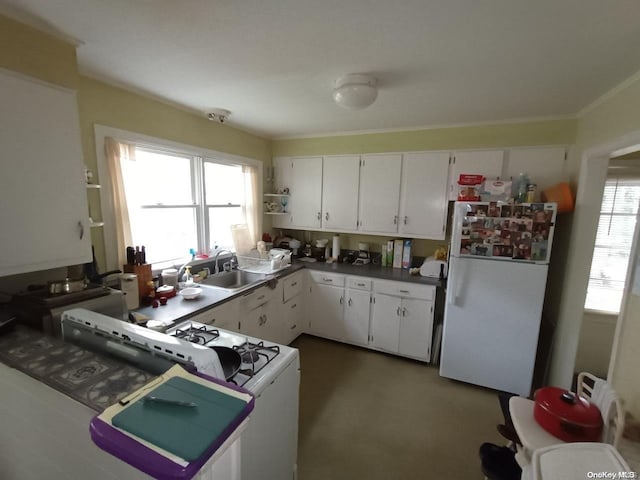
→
(533, 387, 603, 442)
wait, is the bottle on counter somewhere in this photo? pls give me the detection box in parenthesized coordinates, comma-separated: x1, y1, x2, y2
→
(182, 266, 194, 287)
(516, 172, 530, 203)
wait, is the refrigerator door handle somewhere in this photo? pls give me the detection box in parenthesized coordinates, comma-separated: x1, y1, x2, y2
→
(448, 258, 467, 307)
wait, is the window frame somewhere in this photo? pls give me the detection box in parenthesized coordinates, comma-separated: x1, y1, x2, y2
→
(584, 176, 640, 315)
(94, 125, 262, 272)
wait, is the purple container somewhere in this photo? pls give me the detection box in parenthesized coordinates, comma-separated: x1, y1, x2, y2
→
(89, 371, 255, 480)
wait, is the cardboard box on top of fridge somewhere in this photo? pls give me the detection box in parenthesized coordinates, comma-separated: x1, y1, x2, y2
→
(457, 174, 484, 201)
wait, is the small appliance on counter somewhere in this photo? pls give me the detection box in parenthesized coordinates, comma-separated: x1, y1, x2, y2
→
(353, 242, 370, 265)
(420, 258, 448, 279)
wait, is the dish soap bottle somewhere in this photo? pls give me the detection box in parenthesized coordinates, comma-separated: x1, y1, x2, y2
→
(182, 266, 194, 287)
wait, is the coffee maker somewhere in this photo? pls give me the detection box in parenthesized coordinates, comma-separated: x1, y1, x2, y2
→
(353, 243, 370, 265)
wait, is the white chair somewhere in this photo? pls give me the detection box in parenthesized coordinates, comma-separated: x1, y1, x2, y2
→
(509, 372, 625, 467)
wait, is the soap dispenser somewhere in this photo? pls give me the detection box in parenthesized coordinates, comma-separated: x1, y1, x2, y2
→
(182, 266, 194, 286)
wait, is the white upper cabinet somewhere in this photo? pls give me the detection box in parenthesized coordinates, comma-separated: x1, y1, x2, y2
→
(0, 70, 91, 277)
(448, 150, 504, 200)
(399, 152, 450, 239)
(358, 154, 402, 233)
(505, 146, 567, 193)
(290, 157, 323, 229)
(321, 155, 360, 231)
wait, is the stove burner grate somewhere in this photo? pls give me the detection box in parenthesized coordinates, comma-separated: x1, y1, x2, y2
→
(172, 324, 220, 345)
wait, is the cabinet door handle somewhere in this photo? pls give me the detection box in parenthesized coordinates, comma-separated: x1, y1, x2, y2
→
(290, 324, 297, 330)
(404, 216, 408, 225)
(78, 221, 84, 240)
(291, 282, 297, 287)
(402, 307, 407, 317)
(356, 282, 365, 287)
(322, 277, 333, 282)
(317, 212, 321, 220)
(340, 296, 344, 305)
(291, 303, 297, 309)
(396, 306, 401, 316)
(399, 289, 410, 294)
(325, 212, 329, 221)
(393, 215, 398, 225)
(257, 294, 265, 301)
(348, 298, 352, 306)
(263, 314, 268, 325)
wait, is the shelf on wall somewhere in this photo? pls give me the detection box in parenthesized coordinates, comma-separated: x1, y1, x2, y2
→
(86, 184, 101, 189)
(264, 193, 289, 197)
(264, 212, 288, 216)
(90, 222, 105, 228)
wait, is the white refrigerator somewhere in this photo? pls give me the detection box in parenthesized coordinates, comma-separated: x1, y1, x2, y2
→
(439, 201, 557, 396)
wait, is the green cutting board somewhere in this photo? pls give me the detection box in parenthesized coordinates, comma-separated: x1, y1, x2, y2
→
(112, 377, 248, 461)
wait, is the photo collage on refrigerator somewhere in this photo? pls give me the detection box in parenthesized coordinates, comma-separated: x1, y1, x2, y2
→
(459, 202, 554, 261)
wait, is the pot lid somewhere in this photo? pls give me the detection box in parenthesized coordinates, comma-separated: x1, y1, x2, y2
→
(534, 387, 603, 427)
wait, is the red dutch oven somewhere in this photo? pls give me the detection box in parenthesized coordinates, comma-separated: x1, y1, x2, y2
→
(533, 387, 603, 442)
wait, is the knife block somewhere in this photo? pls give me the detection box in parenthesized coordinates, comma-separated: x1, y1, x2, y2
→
(123, 264, 153, 299)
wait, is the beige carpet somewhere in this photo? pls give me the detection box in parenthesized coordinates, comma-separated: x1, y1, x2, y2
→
(292, 334, 505, 480)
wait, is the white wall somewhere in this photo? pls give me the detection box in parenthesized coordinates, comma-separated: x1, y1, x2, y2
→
(547, 69, 640, 411)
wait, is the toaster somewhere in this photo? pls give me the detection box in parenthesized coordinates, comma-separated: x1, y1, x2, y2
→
(419, 259, 448, 279)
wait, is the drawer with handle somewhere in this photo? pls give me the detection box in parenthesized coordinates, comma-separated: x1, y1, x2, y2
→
(283, 271, 304, 303)
(309, 271, 345, 287)
(373, 280, 435, 300)
(346, 276, 372, 291)
(242, 284, 278, 311)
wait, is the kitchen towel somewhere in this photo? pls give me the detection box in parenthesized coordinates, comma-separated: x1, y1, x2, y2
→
(112, 376, 248, 462)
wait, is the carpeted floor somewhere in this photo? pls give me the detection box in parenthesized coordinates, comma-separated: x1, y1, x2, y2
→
(292, 334, 505, 480)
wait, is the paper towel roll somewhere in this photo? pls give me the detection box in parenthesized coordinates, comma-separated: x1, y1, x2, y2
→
(332, 235, 340, 259)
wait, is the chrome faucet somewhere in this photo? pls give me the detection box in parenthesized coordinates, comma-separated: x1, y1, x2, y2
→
(212, 249, 233, 274)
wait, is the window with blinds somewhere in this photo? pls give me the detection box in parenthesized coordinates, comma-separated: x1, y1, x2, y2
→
(584, 177, 640, 313)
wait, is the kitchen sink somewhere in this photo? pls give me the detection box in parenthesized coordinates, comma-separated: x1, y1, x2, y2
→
(201, 270, 268, 291)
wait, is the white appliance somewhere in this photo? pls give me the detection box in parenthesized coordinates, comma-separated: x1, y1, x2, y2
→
(439, 202, 557, 396)
(61, 308, 300, 480)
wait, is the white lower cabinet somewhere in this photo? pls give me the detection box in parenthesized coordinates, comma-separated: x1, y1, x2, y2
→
(239, 284, 284, 343)
(306, 270, 435, 362)
(398, 297, 434, 361)
(191, 298, 239, 331)
(283, 297, 303, 344)
(370, 293, 401, 352)
(309, 282, 345, 340)
(343, 288, 371, 346)
(371, 286, 435, 361)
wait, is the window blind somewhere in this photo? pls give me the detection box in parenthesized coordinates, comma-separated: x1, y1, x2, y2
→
(584, 177, 640, 313)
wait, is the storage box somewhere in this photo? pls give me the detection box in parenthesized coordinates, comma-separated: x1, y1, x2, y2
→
(402, 239, 412, 269)
(393, 240, 404, 269)
(386, 240, 394, 266)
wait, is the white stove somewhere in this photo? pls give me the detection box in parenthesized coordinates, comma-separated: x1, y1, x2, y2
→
(60, 308, 300, 480)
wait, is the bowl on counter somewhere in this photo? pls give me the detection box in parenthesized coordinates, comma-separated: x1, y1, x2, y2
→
(179, 287, 202, 300)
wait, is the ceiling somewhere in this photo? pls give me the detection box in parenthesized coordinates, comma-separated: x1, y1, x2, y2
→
(3, 0, 640, 139)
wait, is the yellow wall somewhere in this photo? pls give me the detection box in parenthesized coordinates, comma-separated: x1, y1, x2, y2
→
(0, 15, 78, 88)
(273, 119, 576, 157)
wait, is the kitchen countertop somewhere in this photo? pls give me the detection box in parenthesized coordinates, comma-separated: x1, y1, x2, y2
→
(135, 260, 444, 327)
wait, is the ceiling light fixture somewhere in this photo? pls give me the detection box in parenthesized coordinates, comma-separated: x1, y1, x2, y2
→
(207, 108, 231, 124)
(332, 74, 378, 110)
